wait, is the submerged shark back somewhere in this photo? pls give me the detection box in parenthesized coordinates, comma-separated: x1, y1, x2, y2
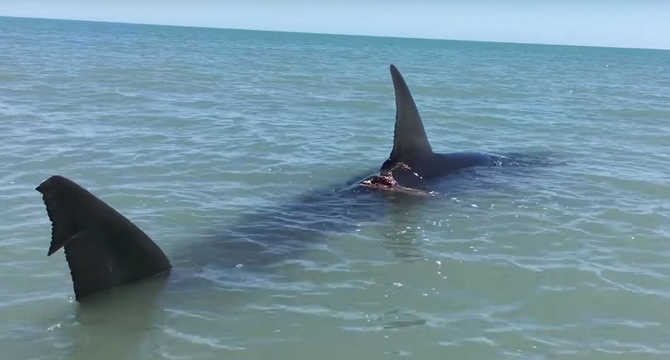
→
(37, 175, 172, 300)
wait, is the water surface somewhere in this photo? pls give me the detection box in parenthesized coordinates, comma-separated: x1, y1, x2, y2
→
(1, 16, 670, 360)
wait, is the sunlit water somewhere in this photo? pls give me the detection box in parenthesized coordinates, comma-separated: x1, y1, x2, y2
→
(1, 16, 669, 360)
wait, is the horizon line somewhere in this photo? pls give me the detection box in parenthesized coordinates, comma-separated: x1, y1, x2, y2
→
(3, 15, 669, 52)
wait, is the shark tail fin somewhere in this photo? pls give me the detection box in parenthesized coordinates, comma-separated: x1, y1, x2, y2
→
(36, 175, 172, 301)
(388, 64, 433, 164)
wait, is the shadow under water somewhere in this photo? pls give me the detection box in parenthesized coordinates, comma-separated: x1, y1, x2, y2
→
(181, 170, 431, 271)
(177, 151, 560, 274)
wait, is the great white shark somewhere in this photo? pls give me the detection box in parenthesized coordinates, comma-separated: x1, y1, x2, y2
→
(36, 64, 541, 301)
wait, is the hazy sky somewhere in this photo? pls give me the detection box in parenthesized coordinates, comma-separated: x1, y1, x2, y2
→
(1, 1, 669, 50)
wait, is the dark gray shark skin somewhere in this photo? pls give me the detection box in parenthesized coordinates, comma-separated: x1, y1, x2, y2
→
(381, 65, 525, 186)
(36, 175, 172, 301)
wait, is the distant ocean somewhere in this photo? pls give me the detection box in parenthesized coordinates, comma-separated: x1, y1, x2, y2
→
(1, 16, 669, 360)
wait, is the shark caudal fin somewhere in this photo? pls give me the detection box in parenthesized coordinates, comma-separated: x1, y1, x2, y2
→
(387, 64, 433, 165)
(36, 175, 172, 301)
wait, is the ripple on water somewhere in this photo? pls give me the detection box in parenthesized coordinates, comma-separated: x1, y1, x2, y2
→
(1, 17, 670, 360)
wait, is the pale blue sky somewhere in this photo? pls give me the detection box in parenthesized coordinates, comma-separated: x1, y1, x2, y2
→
(1, 1, 669, 50)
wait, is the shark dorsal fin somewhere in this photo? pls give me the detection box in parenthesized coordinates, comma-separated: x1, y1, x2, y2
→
(388, 64, 432, 162)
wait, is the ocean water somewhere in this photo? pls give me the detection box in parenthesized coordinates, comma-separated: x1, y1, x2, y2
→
(1, 16, 669, 359)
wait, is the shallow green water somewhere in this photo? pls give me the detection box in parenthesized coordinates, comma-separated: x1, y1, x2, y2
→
(1, 16, 669, 360)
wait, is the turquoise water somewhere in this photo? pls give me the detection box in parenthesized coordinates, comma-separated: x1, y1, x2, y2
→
(1, 16, 670, 359)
